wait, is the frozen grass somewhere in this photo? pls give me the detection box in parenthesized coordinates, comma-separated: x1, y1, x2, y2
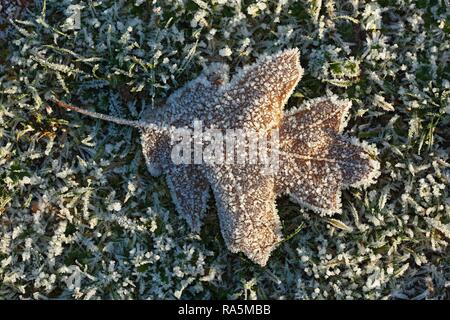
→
(0, 0, 449, 299)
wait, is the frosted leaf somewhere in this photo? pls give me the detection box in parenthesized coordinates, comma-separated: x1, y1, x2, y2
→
(54, 49, 379, 267)
(277, 96, 380, 215)
(217, 48, 303, 130)
(205, 164, 281, 266)
(165, 164, 210, 232)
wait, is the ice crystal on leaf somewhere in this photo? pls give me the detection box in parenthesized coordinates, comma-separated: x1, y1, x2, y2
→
(53, 49, 379, 266)
(278, 96, 380, 217)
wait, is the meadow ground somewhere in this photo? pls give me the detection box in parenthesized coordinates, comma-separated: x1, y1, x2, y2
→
(0, 0, 449, 299)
